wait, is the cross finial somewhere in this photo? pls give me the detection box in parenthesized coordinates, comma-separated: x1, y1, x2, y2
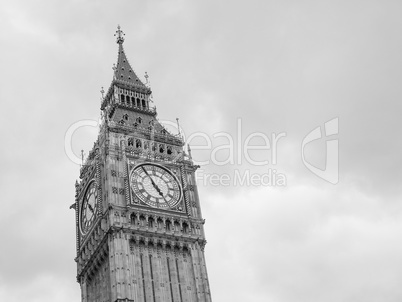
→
(114, 25, 125, 44)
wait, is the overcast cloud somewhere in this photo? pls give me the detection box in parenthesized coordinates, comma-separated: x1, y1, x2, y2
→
(1, 0, 402, 301)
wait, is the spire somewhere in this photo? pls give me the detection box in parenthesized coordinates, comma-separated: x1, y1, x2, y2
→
(101, 26, 153, 111)
(113, 25, 150, 92)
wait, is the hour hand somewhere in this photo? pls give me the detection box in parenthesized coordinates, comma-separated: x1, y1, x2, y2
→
(154, 183, 164, 197)
(88, 203, 94, 213)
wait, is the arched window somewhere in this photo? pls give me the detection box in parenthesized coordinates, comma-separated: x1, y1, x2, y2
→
(139, 215, 146, 227)
(120, 94, 125, 103)
(128, 138, 134, 146)
(123, 114, 129, 121)
(182, 222, 189, 234)
(151, 143, 156, 152)
(159, 144, 165, 153)
(131, 96, 135, 107)
(126, 95, 130, 104)
(130, 213, 137, 225)
(143, 141, 149, 150)
(157, 218, 163, 229)
(174, 220, 180, 231)
(129, 239, 135, 254)
(142, 99, 146, 108)
(136, 98, 141, 107)
(136, 139, 142, 148)
(165, 220, 172, 231)
(167, 146, 172, 155)
(148, 217, 154, 228)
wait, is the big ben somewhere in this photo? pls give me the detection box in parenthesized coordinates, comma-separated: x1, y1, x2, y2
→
(71, 26, 212, 302)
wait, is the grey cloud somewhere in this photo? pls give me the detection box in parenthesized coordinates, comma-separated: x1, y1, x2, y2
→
(1, 0, 401, 301)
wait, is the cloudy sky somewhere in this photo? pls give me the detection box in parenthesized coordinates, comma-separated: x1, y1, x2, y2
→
(1, 0, 402, 301)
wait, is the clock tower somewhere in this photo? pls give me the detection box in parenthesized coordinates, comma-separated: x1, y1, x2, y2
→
(72, 26, 212, 302)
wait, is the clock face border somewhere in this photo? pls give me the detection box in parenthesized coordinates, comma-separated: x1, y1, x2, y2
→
(79, 180, 98, 236)
(129, 162, 183, 210)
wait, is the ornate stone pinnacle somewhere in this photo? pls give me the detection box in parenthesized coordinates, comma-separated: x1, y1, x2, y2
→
(145, 72, 152, 89)
(176, 118, 182, 136)
(187, 144, 192, 160)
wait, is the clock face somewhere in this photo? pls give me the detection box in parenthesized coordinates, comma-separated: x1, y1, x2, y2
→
(80, 181, 98, 235)
(130, 163, 182, 209)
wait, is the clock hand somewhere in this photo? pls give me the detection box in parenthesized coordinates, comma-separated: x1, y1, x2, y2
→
(164, 197, 174, 210)
(154, 185, 164, 198)
(88, 203, 94, 214)
(142, 167, 164, 197)
(157, 191, 174, 210)
(141, 166, 174, 210)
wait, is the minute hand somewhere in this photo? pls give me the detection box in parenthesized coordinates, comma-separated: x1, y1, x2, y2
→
(141, 167, 174, 210)
(142, 167, 164, 197)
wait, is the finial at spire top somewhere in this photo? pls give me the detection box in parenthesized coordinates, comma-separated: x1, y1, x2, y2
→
(115, 25, 125, 44)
